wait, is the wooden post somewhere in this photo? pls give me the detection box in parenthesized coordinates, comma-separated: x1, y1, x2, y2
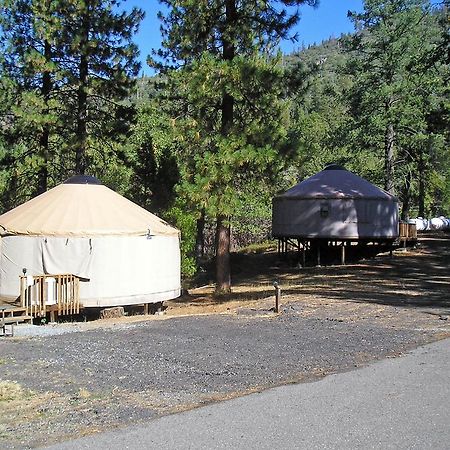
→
(64, 275, 68, 315)
(72, 275, 75, 316)
(273, 281, 281, 313)
(144, 303, 149, 315)
(317, 243, 321, 267)
(38, 278, 42, 316)
(20, 277, 27, 314)
(403, 224, 408, 251)
(70, 276, 73, 314)
(341, 242, 346, 266)
(42, 277, 46, 317)
(76, 277, 80, 314)
(57, 276, 61, 316)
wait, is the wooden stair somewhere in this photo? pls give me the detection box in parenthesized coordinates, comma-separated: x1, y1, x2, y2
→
(1, 306, 33, 337)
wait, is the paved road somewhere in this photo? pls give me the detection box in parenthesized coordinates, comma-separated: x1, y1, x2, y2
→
(46, 338, 450, 450)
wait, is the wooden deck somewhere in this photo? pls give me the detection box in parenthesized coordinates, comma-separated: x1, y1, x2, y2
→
(20, 274, 80, 320)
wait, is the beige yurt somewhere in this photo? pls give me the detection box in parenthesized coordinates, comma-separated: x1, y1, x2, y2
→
(0, 175, 181, 307)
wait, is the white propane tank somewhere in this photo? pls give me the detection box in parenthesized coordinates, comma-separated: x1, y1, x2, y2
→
(411, 217, 450, 231)
(430, 217, 445, 230)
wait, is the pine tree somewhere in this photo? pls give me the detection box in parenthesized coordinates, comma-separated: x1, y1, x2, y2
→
(0, 0, 144, 202)
(57, 0, 144, 174)
(344, 0, 444, 203)
(0, 0, 64, 197)
(152, 0, 317, 294)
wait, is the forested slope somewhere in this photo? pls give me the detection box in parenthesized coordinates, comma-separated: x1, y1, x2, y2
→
(0, 0, 448, 282)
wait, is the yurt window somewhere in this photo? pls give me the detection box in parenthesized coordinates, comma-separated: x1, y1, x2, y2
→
(320, 202, 329, 218)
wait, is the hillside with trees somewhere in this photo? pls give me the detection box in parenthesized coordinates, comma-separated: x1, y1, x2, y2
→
(0, 0, 448, 286)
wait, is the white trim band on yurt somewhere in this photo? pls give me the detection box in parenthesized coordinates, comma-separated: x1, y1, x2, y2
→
(0, 175, 181, 307)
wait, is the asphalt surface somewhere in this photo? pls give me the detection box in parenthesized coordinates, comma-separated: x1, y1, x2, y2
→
(45, 338, 450, 450)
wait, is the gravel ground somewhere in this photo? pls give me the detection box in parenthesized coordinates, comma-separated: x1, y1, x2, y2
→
(0, 312, 445, 449)
(0, 234, 449, 449)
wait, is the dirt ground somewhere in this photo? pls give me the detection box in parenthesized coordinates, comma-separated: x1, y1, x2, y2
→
(168, 233, 450, 325)
(0, 234, 449, 449)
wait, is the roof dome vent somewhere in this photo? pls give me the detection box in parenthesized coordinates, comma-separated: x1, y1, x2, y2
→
(323, 164, 346, 171)
(63, 175, 102, 185)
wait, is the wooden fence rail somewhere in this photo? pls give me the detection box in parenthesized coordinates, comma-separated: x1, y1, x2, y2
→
(20, 274, 80, 319)
(399, 222, 418, 241)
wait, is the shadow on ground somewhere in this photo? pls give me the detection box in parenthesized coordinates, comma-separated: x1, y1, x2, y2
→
(172, 233, 450, 313)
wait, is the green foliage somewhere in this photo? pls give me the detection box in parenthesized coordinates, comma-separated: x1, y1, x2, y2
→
(0, 0, 144, 202)
(153, 0, 318, 66)
(281, 1, 449, 220)
(284, 37, 382, 185)
(125, 100, 179, 212)
(0, 0, 449, 283)
(152, 0, 319, 290)
(170, 52, 288, 217)
(343, 0, 447, 212)
(231, 182, 274, 247)
(164, 204, 197, 277)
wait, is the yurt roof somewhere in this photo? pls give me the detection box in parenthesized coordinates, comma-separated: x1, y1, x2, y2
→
(276, 165, 396, 201)
(0, 175, 179, 237)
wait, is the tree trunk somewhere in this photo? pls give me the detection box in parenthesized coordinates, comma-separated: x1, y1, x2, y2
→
(400, 169, 411, 221)
(195, 208, 206, 262)
(36, 39, 52, 195)
(214, 0, 236, 294)
(37, 130, 49, 195)
(215, 215, 231, 294)
(75, 4, 89, 175)
(384, 123, 395, 195)
(418, 153, 425, 217)
(215, 80, 233, 293)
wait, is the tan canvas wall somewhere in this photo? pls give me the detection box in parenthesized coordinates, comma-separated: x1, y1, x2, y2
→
(0, 235, 181, 306)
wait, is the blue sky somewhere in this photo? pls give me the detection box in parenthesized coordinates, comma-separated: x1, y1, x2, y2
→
(126, 0, 364, 74)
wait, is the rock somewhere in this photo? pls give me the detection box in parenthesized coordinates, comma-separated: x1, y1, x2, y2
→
(282, 304, 302, 314)
(99, 307, 125, 320)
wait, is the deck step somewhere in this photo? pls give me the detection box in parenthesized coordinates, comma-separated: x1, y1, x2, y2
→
(1, 306, 34, 327)
(1, 316, 33, 325)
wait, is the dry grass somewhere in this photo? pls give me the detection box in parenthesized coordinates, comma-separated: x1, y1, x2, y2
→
(0, 381, 23, 402)
(77, 388, 91, 399)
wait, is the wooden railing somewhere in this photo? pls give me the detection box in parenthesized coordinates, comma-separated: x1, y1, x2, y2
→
(399, 222, 418, 241)
(1, 306, 32, 336)
(20, 274, 80, 319)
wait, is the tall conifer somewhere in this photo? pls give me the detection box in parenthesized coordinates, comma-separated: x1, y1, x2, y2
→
(58, 0, 144, 174)
(152, 0, 317, 293)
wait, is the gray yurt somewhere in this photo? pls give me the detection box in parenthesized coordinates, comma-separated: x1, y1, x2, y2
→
(272, 165, 398, 264)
